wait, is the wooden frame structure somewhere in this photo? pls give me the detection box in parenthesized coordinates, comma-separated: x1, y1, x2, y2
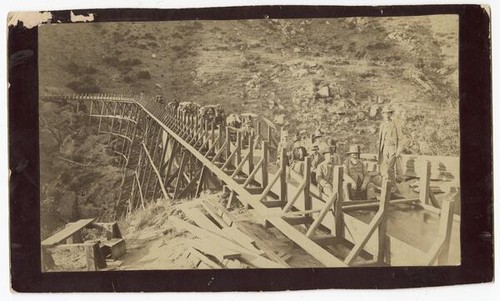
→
(41, 94, 460, 268)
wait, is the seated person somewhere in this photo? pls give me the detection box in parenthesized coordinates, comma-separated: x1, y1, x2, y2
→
(316, 146, 342, 197)
(326, 138, 342, 166)
(310, 143, 324, 185)
(343, 145, 376, 201)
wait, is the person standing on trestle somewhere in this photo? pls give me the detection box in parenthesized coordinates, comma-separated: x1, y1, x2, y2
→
(377, 104, 403, 193)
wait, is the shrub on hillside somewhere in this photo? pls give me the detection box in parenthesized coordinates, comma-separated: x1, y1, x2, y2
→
(67, 62, 80, 75)
(66, 62, 99, 76)
(171, 45, 183, 52)
(366, 42, 391, 50)
(112, 31, 126, 43)
(143, 33, 156, 40)
(192, 21, 203, 30)
(103, 56, 120, 67)
(122, 75, 133, 83)
(66, 76, 101, 94)
(172, 32, 183, 39)
(121, 58, 142, 66)
(81, 66, 98, 74)
(137, 70, 151, 80)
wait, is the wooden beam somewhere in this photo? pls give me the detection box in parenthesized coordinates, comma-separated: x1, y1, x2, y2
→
(377, 177, 392, 264)
(169, 216, 265, 257)
(342, 198, 420, 211)
(177, 169, 203, 199)
(195, 166, 207, 197)
(420, 161, 431, 205)
(205, 203, 285, 265)
(279, 146, 287, 203)
(189, 239, 241, 262)
(306, 193, 337, 237)
(345, 180, 391, 265)
(186, 247, 223, 269)
(303, 156, 312, 215)
(247, 135, 254, 174)
(261, 141, 268, 187)
(183, 208, 223, 234)
(425, 198, 456, 265)
(141, 142, 170, 200)
(334, 166, 345, 238)
(41, 218, 96, 247)
(236, 131, 242, 165)
(173, 151, 188, 199)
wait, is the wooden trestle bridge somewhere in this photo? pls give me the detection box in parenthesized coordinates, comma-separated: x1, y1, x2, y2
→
(42, 94, 460, 268)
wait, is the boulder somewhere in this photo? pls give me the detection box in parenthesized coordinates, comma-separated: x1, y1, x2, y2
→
(317, 86, 330, 98)
(356, 112, 365, 120)
(274, 114, 286, 125)
(295, 69, 308, 77)
(369, 105, 379, 118)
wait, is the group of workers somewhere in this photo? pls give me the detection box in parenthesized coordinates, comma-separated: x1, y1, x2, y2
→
(156, 95, 402, 202)
(279, 104, 402, 201)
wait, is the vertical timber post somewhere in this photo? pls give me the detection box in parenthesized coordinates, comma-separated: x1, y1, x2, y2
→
(261, 141, 268, 188)
(377, 178, 392, 264)
(437, 199, 455, 265)
(333, 165, 344, 238)
(267, 124, 272, 145)
(97, 101, 105, 134)
(303, 156, 312, 216)
(174, 151, 188, 199)
(279, 146, 287, 203)
(247, 135, 254, 175)
(225, 127, 231, 160)
(236, 131, 242, 166)
(420, 161, 431, 205)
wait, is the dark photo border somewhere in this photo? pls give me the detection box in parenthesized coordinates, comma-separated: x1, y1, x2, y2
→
(8, 5, 492, 292)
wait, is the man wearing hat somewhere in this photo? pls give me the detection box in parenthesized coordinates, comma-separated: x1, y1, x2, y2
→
(310, 143, 324, 185)
(315, 145, 342, 196)
(327, 138, 342, 165)
(343, 145, 376, 200)
(378, 104, 403, 193)
(278, 129, 293, 164)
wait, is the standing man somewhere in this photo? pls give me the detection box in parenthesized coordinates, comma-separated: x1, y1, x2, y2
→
(378, 104, 403, 193)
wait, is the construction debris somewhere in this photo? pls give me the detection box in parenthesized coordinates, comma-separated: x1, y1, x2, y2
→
(169, 200, 289, 269)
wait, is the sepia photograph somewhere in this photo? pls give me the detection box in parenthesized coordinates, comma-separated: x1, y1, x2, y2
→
(7, 4, 493, 292)
(37, 13, 461, 271)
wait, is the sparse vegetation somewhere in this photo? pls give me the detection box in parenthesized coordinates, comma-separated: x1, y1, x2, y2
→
(137, 70, 151, 80)
(66, 76, 101, 93)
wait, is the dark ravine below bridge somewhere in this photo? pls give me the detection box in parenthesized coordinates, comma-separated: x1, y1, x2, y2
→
(41, 93, 460, 267)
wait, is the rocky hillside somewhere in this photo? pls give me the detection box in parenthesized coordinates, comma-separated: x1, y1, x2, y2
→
(39, 15, 459, 156)
(40, 100, 124, 238)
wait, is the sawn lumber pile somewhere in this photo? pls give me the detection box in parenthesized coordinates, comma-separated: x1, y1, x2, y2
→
(171, 199, 290, 269)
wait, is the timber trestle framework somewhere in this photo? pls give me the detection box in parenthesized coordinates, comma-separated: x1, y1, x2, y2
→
(42, 94, 459, 268)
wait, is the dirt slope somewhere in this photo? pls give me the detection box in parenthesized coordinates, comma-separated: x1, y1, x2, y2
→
(39, 15, 459, 156)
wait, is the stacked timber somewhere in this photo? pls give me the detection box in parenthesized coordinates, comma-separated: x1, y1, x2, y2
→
(172, 200, 290, 269)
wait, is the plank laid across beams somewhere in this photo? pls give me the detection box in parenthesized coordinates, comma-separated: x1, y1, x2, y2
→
(136, 101, 347, 268)
(42, 218, 96, 247)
